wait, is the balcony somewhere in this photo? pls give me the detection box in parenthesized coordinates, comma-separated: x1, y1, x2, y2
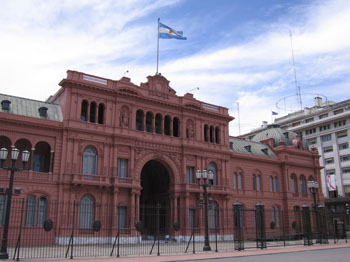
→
(71, 173, 111, 187)
(0, 169, 55, 182)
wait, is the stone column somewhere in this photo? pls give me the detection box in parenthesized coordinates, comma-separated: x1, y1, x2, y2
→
(30, 147, 35, 171)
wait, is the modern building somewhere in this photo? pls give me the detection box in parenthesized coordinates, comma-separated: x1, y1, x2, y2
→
(271, 97, 350, 200)
(0, 70, 323, 243)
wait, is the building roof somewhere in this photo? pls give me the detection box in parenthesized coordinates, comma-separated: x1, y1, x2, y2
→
(251, 124, 308, 148)
(229, 137, 277, 158)
(0, 93, 63, 122)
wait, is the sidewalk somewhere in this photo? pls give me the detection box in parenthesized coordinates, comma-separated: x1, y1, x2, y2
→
(19, 241, 350, 262)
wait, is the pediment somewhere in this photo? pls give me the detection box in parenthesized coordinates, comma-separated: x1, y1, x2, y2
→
(141, 74, 176, 99)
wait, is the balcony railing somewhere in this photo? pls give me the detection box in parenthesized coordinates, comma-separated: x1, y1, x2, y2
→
(0, 169, 55, 182)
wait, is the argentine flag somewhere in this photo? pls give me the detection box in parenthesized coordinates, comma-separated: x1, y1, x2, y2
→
(159, 22, 187, 40)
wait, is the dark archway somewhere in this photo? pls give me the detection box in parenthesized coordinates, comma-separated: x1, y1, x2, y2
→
(140, 160, 170, 237)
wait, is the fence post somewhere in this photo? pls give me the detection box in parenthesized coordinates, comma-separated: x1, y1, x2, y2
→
(317, 204, 328, 244)
(233, 201, 244, 251)
(157, 203, 160, 256)
(302, 204, 312, 246)
(255, 202, 266, 249)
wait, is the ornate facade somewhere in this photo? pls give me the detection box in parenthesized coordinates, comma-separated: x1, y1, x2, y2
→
(0, 70, 324, 238)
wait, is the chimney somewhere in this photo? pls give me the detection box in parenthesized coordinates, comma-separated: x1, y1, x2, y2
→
(314, 97, 322, 107)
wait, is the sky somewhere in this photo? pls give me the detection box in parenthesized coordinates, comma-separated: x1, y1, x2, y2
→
(1, 0, 349, 136)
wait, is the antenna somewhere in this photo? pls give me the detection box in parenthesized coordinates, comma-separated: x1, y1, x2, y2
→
(123, 70, 129, 76)
(237, 102, 241, 136)
(186, 87, 199, 93)
(289, 30, 302, 110)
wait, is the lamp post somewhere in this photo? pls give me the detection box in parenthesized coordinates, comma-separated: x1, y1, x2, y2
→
(0, 146, 30, 259)
(308, 181, 319, 242)
(196, 169, 213, 251)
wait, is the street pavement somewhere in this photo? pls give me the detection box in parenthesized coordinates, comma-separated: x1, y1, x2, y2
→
(18, 241, 350, 262)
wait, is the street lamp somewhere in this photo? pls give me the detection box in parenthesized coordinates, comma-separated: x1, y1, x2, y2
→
(196, 169, 214, 251)
(0, 146, 30, 259)
(308, 181, 319, 242)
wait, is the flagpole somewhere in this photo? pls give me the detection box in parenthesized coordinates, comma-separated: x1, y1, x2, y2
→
(156, 18, 160, 74)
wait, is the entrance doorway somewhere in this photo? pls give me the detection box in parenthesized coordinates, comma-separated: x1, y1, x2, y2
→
(140, 160, 170, 237)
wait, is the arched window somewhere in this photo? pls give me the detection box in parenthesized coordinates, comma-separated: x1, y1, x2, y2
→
(238, 172, 243, 189)
(90, 102, 96, 123)
(173, 117, 180, 137)
(269, 176, 274, 192)
(81, 100, 88, 122)
(271, 206, 280, 227)
(274, 177, 279, 192)
(82, 146, 97, 175)
(15, 138, 32, 170)
(146, 112, 153, 133)
(257, 175, 261, 191)
(204, 125, 209, 142)
(290, 175, 297, 193)
(210, 126, 214, 143)
(136, 110, 144, 131)
(208, 161, 217, 185)
(98, 103, 104, 124)
(252, 174, 257, 190)
(79, 194, 95, 229)
(233, 172, 237, 189)
(215, 127, 220, 144)
(209, 200, 218, 229)
(164, 115, 171, 136)
(33, 141, 51, 173)
(300, 176, 307, 194)
(155, 114, 162, 134)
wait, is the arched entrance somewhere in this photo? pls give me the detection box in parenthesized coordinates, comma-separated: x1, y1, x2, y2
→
(140, 160, 170, 237)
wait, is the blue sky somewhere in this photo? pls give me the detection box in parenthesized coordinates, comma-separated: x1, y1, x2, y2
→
(0, 0, 349, 135)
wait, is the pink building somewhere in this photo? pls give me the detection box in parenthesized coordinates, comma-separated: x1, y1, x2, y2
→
(0, 70, 323, 242)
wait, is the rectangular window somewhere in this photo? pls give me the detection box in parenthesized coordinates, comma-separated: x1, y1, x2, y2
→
(292, 121, 301, 127)
(339, 143, 349, 150)
(305, 128, 316, 135)
(334, 109, 344, 115)
(340, 155, 350, 162)
(117, 158, 128, 178)
(0, 195, 6, 226)
(337, 131, 348, 138)
(319, 113, 328, 119)
(26, 196, 36, 226)
(186, 167, 194, 183)
(321, 134, 332, 142)
(117, 206, 127, 229)
(323, 146, 333, 153)
(308, 139, 317, 145)
(189, 208, 196, 229)
(325, 158, 334, 164)
(305, 118, 314, 123)
(319, 124, 330, 132)
(37, 197, 47, 226)
(252, 175, 256, 191)
(342, 168, 350, 174)
(276, 207, 280, 227)
(326, 169, 335, 175)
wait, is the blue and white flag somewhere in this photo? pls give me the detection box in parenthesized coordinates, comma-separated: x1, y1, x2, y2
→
(159, 22, 187, 40)
(272, 111, 278, 115)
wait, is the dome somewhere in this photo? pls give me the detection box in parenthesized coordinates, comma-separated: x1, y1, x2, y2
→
(252, 125, 308, 149)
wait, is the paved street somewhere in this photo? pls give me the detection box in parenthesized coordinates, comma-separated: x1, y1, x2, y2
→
(188, 247, 350, 262)
(17, 241, 350, 262)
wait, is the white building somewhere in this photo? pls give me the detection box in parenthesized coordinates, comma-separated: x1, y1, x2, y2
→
(272, 97, 350, 199)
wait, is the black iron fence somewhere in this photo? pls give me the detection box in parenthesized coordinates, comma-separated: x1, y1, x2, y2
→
(0, 199, 348, 260)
